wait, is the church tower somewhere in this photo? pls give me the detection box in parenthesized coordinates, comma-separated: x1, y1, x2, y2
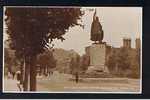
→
(136, 38, 140, 50)
(123, 38, 131, 48)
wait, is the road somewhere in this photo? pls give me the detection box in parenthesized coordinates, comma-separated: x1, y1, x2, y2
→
(37, 77, 140, 93)
(4, 75, 140, 93)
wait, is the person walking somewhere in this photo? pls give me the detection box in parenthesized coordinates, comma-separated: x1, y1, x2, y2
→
(75, 72, 79, 83)
(12, 71, 16, 79)
(16, 70, 22, 91)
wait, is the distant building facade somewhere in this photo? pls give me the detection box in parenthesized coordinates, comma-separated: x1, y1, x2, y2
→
(109, 38, 140, 77)
(85, 37, 141, 78)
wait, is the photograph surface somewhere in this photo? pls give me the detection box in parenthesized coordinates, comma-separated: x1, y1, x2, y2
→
(3, 7, 142, 93)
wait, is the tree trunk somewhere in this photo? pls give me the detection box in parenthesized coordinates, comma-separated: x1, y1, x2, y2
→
(20, 61, 24, 84)
(39, 66, 42, 76)
(30, 56, 36, 91)
(47, 66, 50, 76)
(23, 57, 29, 91)
(43, 66, 46, 76)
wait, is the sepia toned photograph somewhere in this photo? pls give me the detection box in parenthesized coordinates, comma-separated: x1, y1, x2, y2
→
(3, 6, 142, 93)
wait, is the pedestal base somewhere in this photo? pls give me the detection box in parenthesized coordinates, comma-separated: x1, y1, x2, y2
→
(84, 42, 110, 78)
(83, 66, 111, 78)
(86, 65, 109, 73)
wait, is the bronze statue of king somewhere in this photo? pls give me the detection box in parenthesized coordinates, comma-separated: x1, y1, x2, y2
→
(90, 9, 104, 43)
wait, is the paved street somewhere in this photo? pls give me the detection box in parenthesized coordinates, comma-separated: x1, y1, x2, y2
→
(37, 77, 140, 92)
(4, 73, 140, 93)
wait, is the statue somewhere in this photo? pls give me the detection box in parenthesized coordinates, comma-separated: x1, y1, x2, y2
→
(90, 9, 104, 43)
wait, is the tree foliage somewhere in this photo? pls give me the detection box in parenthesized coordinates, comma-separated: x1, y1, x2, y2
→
(5, 8, 84, 57)
(80, 54, 90, 72)
(107, 47, 140, 78)
(69, 54, 80, 74)
(5, 7, 84, 91)
(107, 48, 131, 76)
(37, 50, 56, 75)
(4, 48, 19, 74)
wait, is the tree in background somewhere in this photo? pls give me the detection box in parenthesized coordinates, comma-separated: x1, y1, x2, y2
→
(129, 50, 140, 78)
(107, 48, 131, 77)
(117, 48, 130, 72)
(80, 54, 90, 72)
(37, 50, 56, 76)
(4, 48, 12, 75)
(70, 57, 75, 74)
(4, 48, 20, 76)
(5, 7, 83, 91)
(69, 54, 80, 74)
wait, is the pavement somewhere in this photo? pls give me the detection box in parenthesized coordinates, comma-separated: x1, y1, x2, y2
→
(4, 78, 21, 92)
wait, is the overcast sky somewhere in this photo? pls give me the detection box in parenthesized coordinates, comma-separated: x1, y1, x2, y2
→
(53, 7, 142, 55)
(4, 7, 142, 55)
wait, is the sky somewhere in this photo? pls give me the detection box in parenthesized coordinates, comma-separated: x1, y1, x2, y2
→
(53, 7, 142, 55)
(4, 7, 142, 55)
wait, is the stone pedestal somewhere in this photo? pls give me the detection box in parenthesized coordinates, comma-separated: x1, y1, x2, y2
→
(86, 43, 109, 73)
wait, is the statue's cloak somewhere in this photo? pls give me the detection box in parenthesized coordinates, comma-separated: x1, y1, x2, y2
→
(91, 20, 103, 42)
